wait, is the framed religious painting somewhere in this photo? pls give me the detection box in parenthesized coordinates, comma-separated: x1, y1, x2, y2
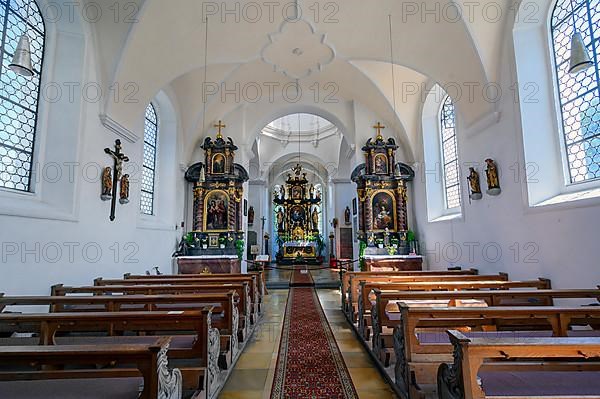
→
(209, 234, 219, 247)
(371, 190, 396, 231)
(374, 153, 388, 175)
(290, 205, 306, 224)
(204, 190, 229, 231)
(291, 185, 302, 199)
(211, 153, 226, 174)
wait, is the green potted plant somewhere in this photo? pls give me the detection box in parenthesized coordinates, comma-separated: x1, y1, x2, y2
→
(235, 239, 245, 260)
(359, 240, 367, 271)
(376, 238, 384, 249)
(406, 230, 417, 254)
(218, 236, 226, 249)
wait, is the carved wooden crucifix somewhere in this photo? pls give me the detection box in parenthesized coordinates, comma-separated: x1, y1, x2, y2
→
(104, 139, 129, 221)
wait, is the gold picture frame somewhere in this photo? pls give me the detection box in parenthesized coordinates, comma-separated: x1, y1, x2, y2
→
(203, 189, 229, 232)
(370, 189, 397, 232)
(211, 153, 226, 174)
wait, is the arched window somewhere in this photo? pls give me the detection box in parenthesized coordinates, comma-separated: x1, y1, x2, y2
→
(0, 0, 45, 192)
(440, 95, 461, 209)
(551, 0, 599, 184)
(141, 104, 158, 215)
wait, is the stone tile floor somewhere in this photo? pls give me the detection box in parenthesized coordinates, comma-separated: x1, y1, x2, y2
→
(218, 289, 397, 398)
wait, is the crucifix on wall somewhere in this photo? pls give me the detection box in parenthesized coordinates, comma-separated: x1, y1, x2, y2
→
(102, 139, 130, 222)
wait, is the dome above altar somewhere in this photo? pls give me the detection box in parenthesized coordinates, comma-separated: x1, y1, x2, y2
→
(261, 113, 338, 143)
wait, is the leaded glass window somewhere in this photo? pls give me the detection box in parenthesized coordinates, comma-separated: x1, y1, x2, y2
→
(0, 0, 45, 192)
(440, 95, 461, 209)
(141, 104, 158, 215)
(551, 0, 600, 183)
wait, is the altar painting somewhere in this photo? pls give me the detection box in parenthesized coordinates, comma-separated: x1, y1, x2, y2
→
(204, 190, 229, 231)
(374, 154, 388, 174)
(212, 153, 226, 174)
(371, 190, 396, 231)
(290, 205, 306, 224)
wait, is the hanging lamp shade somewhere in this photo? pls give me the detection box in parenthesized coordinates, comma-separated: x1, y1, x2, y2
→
(9, 34, 34, 77)
(569, 32, 594, 74)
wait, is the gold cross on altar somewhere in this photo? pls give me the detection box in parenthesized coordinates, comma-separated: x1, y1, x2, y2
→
(373, 122, 385, 140)
(214, 120, 226, 139)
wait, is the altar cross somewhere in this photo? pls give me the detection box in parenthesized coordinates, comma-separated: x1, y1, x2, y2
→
(373, 122, 385, 140)
(104, 139, 129, 222)
(215, 120, 226, 139)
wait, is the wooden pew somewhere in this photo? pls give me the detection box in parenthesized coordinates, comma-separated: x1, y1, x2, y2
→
(342, 269, 479, 318)
(97, 275, 262, 321)
(346, 273, 506, 323)
(393, 305, 600, 399)
(0, 309, 221, 398)
(357, 278, 551, 341)
(0, 338, 182, 399)
(52, 283, 252, 341)
(438, 331, 600, 399)
(125, 271, 266, 300)
(370, 288, 600, 367)
(0, 292, 242, 367)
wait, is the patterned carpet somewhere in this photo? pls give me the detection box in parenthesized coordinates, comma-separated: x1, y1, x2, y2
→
(270, 287, 359, 398)
(289, 267, 315, 287)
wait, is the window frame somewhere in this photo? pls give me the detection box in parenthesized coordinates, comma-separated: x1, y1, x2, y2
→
(141, 103, 158, 216)
(0, 0, 46, 193)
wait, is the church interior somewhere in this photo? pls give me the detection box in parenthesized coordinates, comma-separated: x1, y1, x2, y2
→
(1, 0, 600, 398)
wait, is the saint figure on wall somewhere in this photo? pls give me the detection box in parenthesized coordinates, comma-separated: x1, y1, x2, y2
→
(312, 207, 319, 231)
(205, 191, 229, 230)
(372, 191, 395, 230)
(276, 207, 285, 231)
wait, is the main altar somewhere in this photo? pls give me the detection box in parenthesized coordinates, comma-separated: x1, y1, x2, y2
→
(351, 123, 422, 271)
(274, 164, 324, 265)
(174, 121, 249, 274)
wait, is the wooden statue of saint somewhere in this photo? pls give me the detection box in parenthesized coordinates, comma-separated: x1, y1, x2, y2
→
(119, 174, 130, 204)
(485, 159, 501, 196)
(277, 208, 285, 232)
(101, 167, 112, 201)
(312, 207, 319, 231)
(467, 168, 482, 200)
(248, 206, 255, 226)
(344, 206, 351, 225)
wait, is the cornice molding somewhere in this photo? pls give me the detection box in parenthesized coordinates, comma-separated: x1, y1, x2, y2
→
(100, 114, 140, 143)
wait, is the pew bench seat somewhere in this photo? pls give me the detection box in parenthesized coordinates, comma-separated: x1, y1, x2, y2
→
(479, 370, 600, 397)
(0, 378, 145, 399)
(439, 332, 600, 399)
(0, 339, 182, 399)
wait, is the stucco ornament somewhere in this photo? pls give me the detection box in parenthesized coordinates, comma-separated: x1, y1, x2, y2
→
(262, 19, 335, 80)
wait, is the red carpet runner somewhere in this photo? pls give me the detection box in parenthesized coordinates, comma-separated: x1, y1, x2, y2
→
(289, 267, 314, 287)
(270, 287, 359, 398)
